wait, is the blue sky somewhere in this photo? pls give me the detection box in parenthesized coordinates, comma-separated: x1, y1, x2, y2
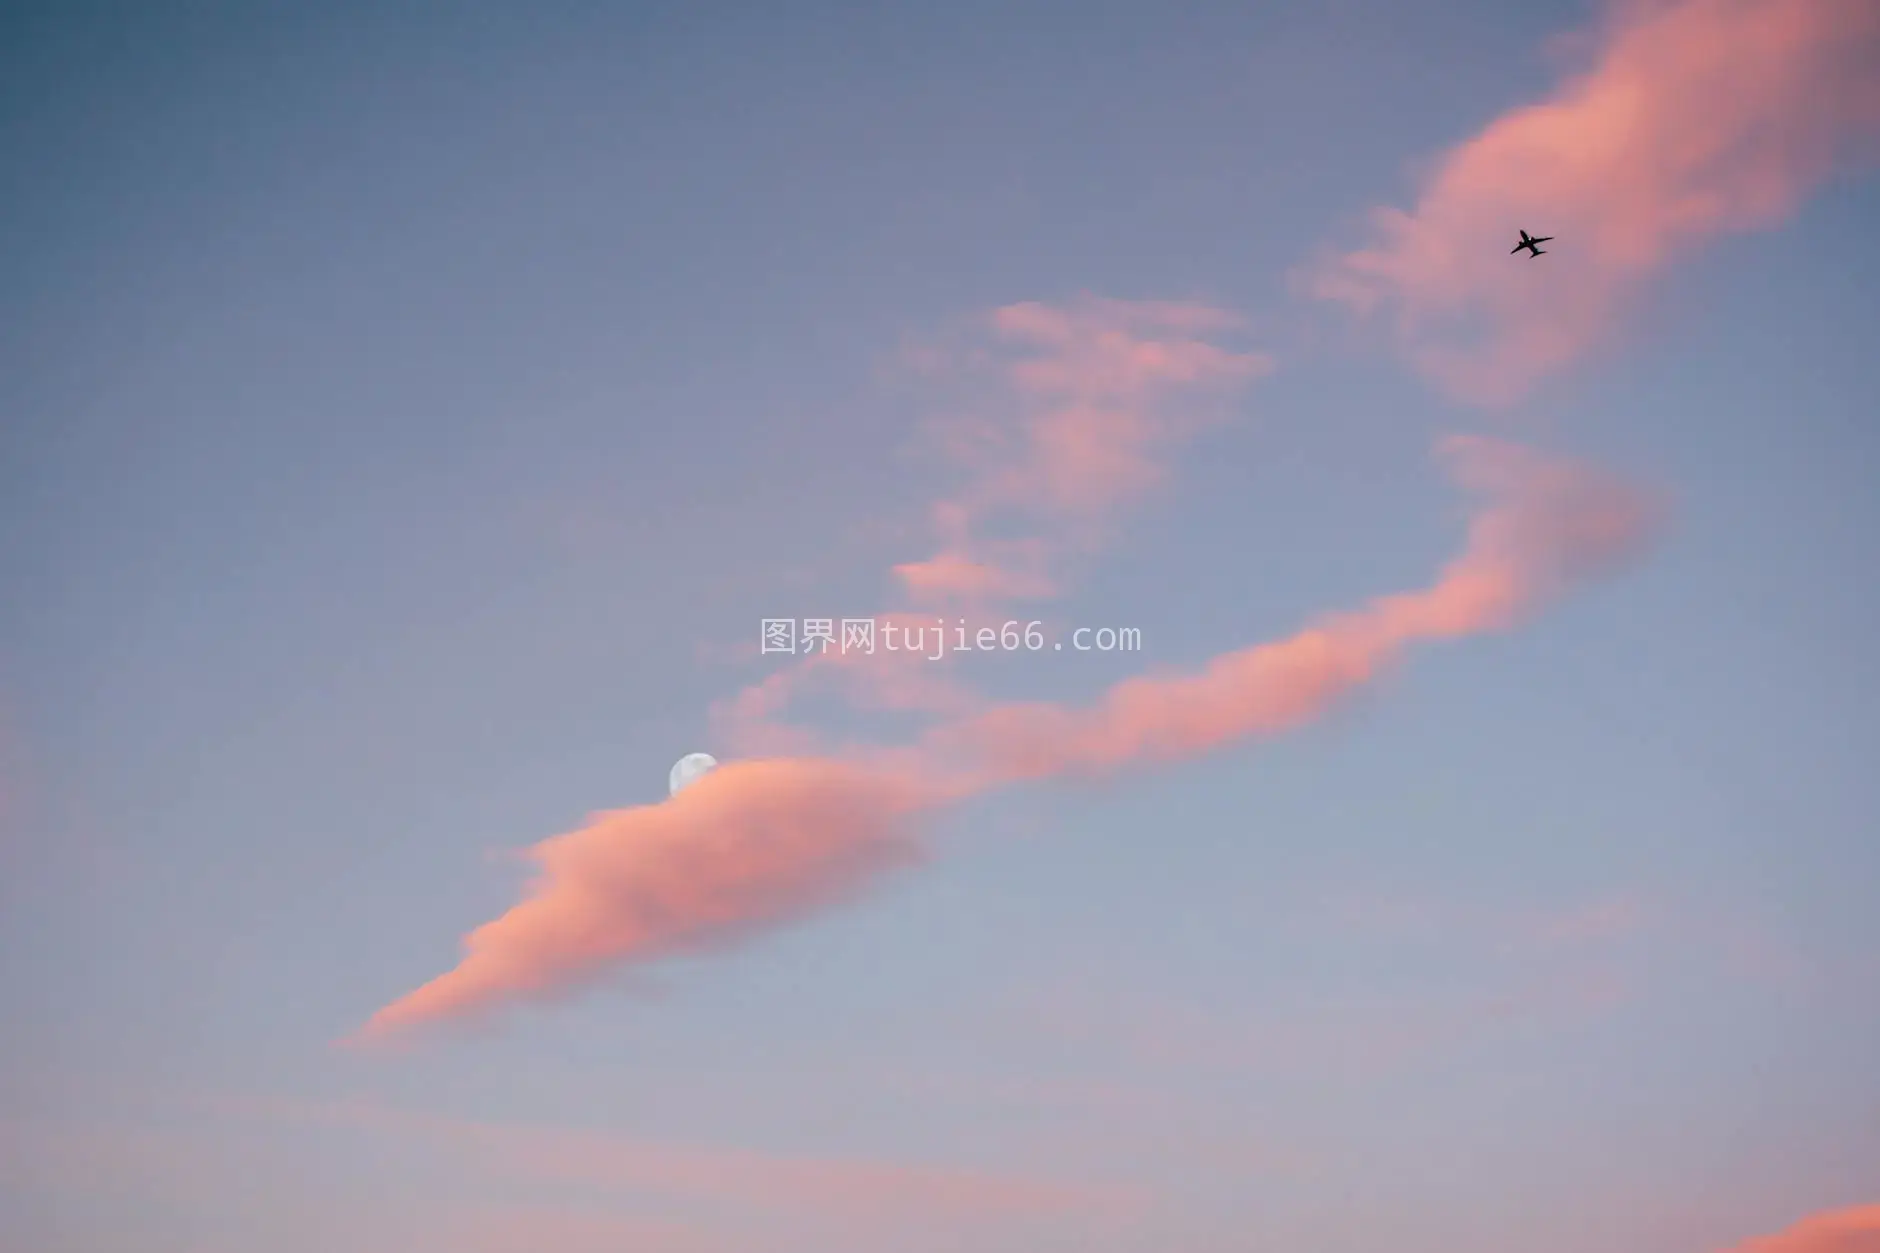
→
(2, 3, 1877, 1251)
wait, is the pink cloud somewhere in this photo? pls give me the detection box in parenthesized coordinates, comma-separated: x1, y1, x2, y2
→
(1725, 1205, 1880, 1253)
(892, 546, 1055, 603)
(362, 437, 1653, 1039)
(710, 610, 993, 760)
(447, 1208, 728, 1253)
(1532, 891, 1647, 946)
(919, 436, 1655, 786)
(1324, 888, 1649, 947)
(268, 1097, 1140, 1227)
(355, 758, 938, 1041)
(1307, 0, 1880, 403)
(996, 938, 1635, 1088)
(5, 1095, 1141, 1245)
(714, 297, 1272, 759)
(893, 296, 1271, 606)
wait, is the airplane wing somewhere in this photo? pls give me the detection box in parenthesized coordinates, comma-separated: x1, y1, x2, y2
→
(1511, 242, 1527, 253)
(1532, 236, 1553, 244)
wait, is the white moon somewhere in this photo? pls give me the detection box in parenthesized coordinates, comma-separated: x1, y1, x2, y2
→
(668, 752, 719, 797)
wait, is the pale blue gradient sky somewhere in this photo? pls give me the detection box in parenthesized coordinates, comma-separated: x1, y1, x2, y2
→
(3, 3, 1877, 1251)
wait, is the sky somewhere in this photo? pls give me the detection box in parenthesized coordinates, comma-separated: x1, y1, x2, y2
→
(2, 1, 1878, 1250)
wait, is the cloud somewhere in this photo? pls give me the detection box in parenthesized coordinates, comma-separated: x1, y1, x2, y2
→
(445, 1208, 728, 1253)
(265, 1096, 1140, 1228)
(1530, 891, 1646, 946)
(3, 1095, 1142, 1249)
(1306, 0, 1880, 403)
(892, 296, 1271, 604)
(362, 437, 1653, 1039)
(712, 611, 993, 760)
(1320, 887, 1649, 951)
(918, 436, 1655, 786)
(366, 296, 1273, 1040)
(714, 296, 1271, 757)
(1725, 1205, 1880, 1253)
(355, 758, 938, 1040)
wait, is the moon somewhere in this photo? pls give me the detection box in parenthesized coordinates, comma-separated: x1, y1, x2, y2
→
(668, 751, 719, 797)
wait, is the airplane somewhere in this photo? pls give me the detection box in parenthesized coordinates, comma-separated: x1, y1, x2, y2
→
(1512, 229, 1553, 257)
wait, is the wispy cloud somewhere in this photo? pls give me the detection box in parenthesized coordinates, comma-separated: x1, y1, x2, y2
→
(438, 1206, 730, 1253)
(1321, 887, 1650, 951)
(263, 1096, 1143, 1228)
(361, 433, 1654, 1039)
(916, 436, 1655, 786)
(712, 295, 1268, 759)
(892, 296, 1270, 605)
(1306, 0, 1880, 403)
(994, 939, 1635, 1089)
(711, 610, 992, 760)
(3, 1095, 1143, 1249)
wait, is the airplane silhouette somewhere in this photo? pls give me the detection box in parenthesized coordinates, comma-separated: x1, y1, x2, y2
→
(1512, 229, 1553, 257)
